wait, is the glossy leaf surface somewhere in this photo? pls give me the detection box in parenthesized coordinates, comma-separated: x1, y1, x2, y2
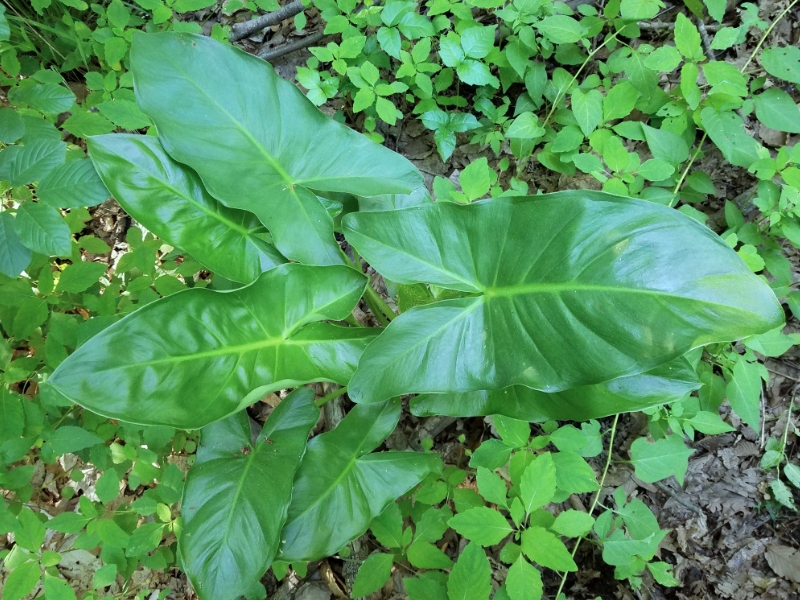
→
(89, 134, 285, 283)
(46, 264, 374, 428)
(180, 389, 318, 600)
(344, 193, 782, 403)
(131, 32, 422, 266)
(410, 358, 699, 421)
(279, 399, 439, 561)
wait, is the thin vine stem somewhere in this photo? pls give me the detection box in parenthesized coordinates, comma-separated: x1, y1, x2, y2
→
(777, 393, 795, 479)
(740, 0, 800, 73)
(553, 413, 620, 600)
(670, 134, 706, 207)
(672, 0, 799, 205)
(542, 32, 620, 129)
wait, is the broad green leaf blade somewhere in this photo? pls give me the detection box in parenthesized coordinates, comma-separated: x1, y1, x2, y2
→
(45, 264, 373, 429)
(506, 556, 543, 600)
(15, 203, 72, 257)
(629, 434, 694, 485)
(279, 399, 439, 561)
(351, 553, 394, 597)
(410, 357, 699, 421)
(37, 158, 110, 209)
(447, 542, 491, 600)
(520, 526, 577, 571)
(726, 358, 767, 430)
(0, 213, 32, 278)
(131, 32, 421, 265)
(9, 138, 66, 185)
(180, 389, 318, 600)
(520, 453, 556, 514)
(88, 134, 285, 283)
(700, 107, 762, 168)
(761, 45, 800, 85)
(754, 88, 800, 133)
(448, 507, 513, 546)
(343, 193, 782, 403)
(8, 82, 75, 116)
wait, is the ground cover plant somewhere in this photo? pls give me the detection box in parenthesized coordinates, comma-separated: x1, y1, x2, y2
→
(1, 1, 800, 599)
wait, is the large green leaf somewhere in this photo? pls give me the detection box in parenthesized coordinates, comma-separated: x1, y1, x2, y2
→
(410, 358, 699, 422)
(88, 134, 285, 284)
(45, 264, 375, 429)
(130, 32, 422, 266)
(278, 399, 440, 561)
(343, 193, 782, 403)
(180, 388, 318, 600)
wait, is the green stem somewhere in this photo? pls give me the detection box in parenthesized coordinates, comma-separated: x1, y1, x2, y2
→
(670, 133, 706, 207)
(777, 393, 795, 479)
(365, 285, 396, 321)
(553, 413, 620, 600)
(344, 313, 363, 327)
(542, 31, 619, 129)
(314, 386, 347, 408)
(673, 0, 799, 205)
(364, 291, 390, 327)
(741, 0, 800, 74)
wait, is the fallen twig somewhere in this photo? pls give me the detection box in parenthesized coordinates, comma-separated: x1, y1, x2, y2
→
(258, 30, 326, 61)
(652, 480, 705, 516)
(230, 0, 305, 42)
(638, 21, 719, 31)
(698, 18, 717, 61)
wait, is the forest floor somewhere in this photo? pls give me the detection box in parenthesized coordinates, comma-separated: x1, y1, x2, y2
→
(4, 2, 800, 599)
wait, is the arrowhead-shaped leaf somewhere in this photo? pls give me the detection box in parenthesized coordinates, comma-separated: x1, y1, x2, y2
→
(278, 399, 439, 561)
(410, 357, 699, 421)
(88, 134, 285, 284)
(46, 264, 374, 429)
(130, 32, 422, 266)
(343, 192, 782, 403)
(180, 388, 318, 600)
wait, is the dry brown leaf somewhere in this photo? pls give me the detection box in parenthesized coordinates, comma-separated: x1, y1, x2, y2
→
(765, 544, 800, 583)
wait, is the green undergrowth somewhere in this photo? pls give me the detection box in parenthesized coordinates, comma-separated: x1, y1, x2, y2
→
(0, 1, 798, 600)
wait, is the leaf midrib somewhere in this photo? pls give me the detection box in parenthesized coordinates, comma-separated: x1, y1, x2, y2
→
(284, 405, 394, 525)
(349, 226, 766, 314)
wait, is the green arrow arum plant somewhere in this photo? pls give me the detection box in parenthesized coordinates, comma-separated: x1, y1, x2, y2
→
(42, 32, 783, 600)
